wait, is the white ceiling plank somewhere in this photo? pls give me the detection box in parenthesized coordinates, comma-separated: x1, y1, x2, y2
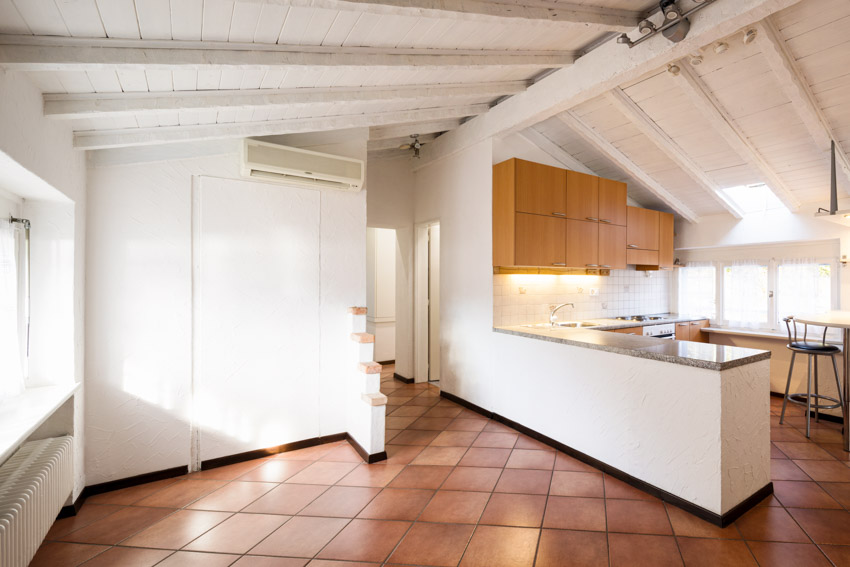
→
(55, 70, 94, 93)
(201, 0, 235, 41)
(300, 8, 339, 45)
(277, 6, 313, 45)
(172, 70, 197, 91)
(218, 69, 244, 89)
(54, 0, 106, 37)
(0, 35, 575, 69)
(322, 11, 362, 46)
(44, 80, 525, 118)
(116, 69, 149, 92)
(135, 0, 172, 40)
(171, 0, 203, 40)
(0, 0, 30, 34)
(369, 118, 462, 140)
(557, 111, 700, 223)
(12, 0, 68, 36)
(675, 62, 801, 212)
(95, 0, 139, 39)
(228, 1, 263, 42)
(196, 69, 222, 90)
(74, 103, 490, 149)
(419, 0, 805, 167)
(605, 88, 744, 219)
(756, 16, 850, 194)
(85, 69, 122, 93)
(145, 69, 172, 91)
(518, 127, 594, 174)
(252, 3, 288, 43)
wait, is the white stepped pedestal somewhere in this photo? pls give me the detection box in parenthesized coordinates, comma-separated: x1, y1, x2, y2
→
(346, 307, 387, 460)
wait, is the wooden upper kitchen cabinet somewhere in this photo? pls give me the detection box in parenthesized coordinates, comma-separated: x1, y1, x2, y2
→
(566, 220, 599, 268)
(598, 224, 627, 269)
(626, 206, 660, 266)
(513, 159, 567, 217)
(598, 178, 628, 226)
(658, 212, 674, 268)
(566, 171, 598, 222)
(515, 213, 565, 267)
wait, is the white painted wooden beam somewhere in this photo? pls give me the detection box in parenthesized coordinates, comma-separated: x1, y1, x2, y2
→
(368, 133, 439, 152)
(0, 36, 575, 71)
(235, 0, 640, 31)
(674, 62, 801, 212)
(74, 104, 489, 149)
(517, 127, 595, 174)
(557, 111, 700, 223)
(756, 17, 850, 194)
(369, 119, 463, 141)
(418, 0, 804, 167)
(44, 81, 527, 119)
(605, 88, 743, 219)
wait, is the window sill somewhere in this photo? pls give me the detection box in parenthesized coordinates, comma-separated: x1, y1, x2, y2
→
(0, 382, 80, 465)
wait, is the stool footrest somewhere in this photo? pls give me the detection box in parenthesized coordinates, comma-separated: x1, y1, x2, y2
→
(786, 393, 842, 411)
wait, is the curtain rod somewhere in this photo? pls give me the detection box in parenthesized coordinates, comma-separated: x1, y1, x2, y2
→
(9, 215, 31, 229)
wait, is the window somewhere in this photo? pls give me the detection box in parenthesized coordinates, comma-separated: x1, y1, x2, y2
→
(678, 264, 716, 318)
(776, 261, 832, 325)
(1, 220, 25, 399)
(723, 263, 769, 328)
(718, 183, 787, 215)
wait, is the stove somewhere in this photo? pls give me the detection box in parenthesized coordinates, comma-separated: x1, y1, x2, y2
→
(615, 315, 666, 322)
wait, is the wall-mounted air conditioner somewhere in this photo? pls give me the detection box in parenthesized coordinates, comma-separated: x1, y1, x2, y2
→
(240, 139, 364, 192)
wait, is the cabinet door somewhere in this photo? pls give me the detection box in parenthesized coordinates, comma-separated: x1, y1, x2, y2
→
(626, 249, 659, 265)
(658, 212, 674, 268)
(598, 178, 628, 226)
(515, 159, 567, 217)
(675, 322, 690, 341)
(689, 320, 709, 343)
(611, 326, 642, 335)
(598, 224, 626, 269)
(566, 219, 599, 268)
(515, 213, 565, 267)
(627, 207, 660, 250)
(566, 170, 599, 222)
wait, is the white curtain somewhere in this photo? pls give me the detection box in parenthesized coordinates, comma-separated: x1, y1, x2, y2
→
(678, 261, 716, 319)
(0, 220, 24, 399)
(722, 259, 769, 329)
(776, 258, 834, 337)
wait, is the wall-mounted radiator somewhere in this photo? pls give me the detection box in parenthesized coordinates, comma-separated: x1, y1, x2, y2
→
(0, 436, 73, 567)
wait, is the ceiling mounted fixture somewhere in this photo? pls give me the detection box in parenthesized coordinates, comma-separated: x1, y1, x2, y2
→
(667, 63, 681, 76)
(617, 0, 717, 49)
(714, 42, 729, 54)
(743, 28, 758, 44)
(689, 53, 703, 65)
(399, 134, 425, 158)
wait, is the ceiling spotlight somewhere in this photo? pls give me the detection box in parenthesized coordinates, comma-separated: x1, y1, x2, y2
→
(743, 28, 758, 44)
(616, 33, 632, 46)
(638, 19, 656, 35)
(689, 54, 703, 65)
(667, 63, 681, 76)
(714, 41, 729, 54)
(660, 0, 680, 21)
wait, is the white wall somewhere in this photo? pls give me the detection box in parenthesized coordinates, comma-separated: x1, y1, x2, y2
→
(366, 156, 415, 377)
(86, 139, 367, 484)
(366, 227, 397, 362)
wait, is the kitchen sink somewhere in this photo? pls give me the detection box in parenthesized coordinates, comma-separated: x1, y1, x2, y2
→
(522, 321, 600, 329)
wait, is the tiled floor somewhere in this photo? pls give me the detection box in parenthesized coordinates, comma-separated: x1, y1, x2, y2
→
(32, 365, 850, 566)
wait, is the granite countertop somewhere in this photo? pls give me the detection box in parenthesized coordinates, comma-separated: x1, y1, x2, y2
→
(580, 314, 708, 331)
(494, 324, 771, 371)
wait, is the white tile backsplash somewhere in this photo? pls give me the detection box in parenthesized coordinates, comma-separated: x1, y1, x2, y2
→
(493, 269, 672, 326)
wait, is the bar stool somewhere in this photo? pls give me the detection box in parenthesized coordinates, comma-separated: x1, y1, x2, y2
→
(780, 316, 844, 438)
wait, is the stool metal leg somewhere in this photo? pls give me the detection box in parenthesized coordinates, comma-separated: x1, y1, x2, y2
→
(780, 351, 796, 425)
(807, 354, 813, 438)
(832, 353, 845, 421)
(815, 356, 820, 423)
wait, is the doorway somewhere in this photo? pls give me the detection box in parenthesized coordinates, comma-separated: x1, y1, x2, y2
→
(366, 227, 397, 364)
(414, 221, 440, 384)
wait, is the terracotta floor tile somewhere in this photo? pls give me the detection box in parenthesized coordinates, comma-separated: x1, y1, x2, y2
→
(319, 443, 364, 463)
(232, 558, 308, 567)
(424, 406, 464, 418)
(388, 465, 453, 489)
(549, 471, 604, 498)
(275, 443, 340, 461)
(299, 486, 381, 517)
(285, 461, 359, 485)
(456, 409, 486, 419)
(58, 506, 174, 545)
(514, 436, 555, 452)
(410, 417, 454, 430)
(458, 525, 538, 567)
(411, 446, 467, 466)
(771, 443, 788, 459)
(337, 463, 405, 487)
(734, 506, 809, 542)
(554, 453, 600, 473)
(155, 551, 241, 566)
(608, 533, 682, 567)
(773, 442, 837, 460)
(446, 418, 488, 432)
(406, 396, 441, 407)
(606, 500, 672, 535)
(430, 430, 480, 447)
(305, 562, 377, 567)
(187, 481, 277, 512)
(134, 479, 228, 508)
(771, 427, 811, 442)
(747, 541, 831, 566)
(387, 429, 440, 446)
(820, 482, 850, 507)
(603, 475, 657, 500)
(389, 405, 430, 417)
(482, 421, 516, 434)
(357, 487, 434, 520)
(184, 513, 288, 554)
(46, 503, 124, 540)
(787, 508, 850, 544)
(535, 529, 608, 567)
(676, 537, 756, 567)
(479, 493, 546, 527)
(820, 544, 850, 566)
(665, 504, 741, 539)
(237, 460, 312, 482)
(543, 496, 606, 531)
(772, 480, 842, 509)
(820, 443, 850, 461)
(418, 490, 490, 523)
(29, 542, 109, 567)
(494, 469, 552, 495)
(442, 466, 503, 492)
(188, 460, 267, 481)
(387, 522, 474, 566)
(384, 444, 425, 465)
(505, 449, 555, 470)
(458, 447, 511, 468)
(386, 415, 418, 429)
(793, 459, 850, 482)
(77, 546, 172, 567)
(316, 519, 412, 563)
(249, 516, 349, 557)
(122, 509, 231, 549)
(242, 483, 327, 515)
(770, 459, 811, 481)
(472, 432, 519, 448)
(84, 478, 181, 506)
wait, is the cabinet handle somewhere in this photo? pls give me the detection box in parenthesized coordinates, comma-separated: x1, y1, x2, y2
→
(627, 244, 639, 249)
(600, 265, 611, 268)
(599, 219, 612, 223)
(552, 263, 566, 266)
(586, 264, 599, 267)
(678, 323, 688, 327)
(552, 212, 566, 217)
(586, 217, 599, 222)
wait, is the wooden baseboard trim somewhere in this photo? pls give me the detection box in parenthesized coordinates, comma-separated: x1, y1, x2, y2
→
(70, 464, 190, 517)
(393, 372, 414, 384)
(346, 433, 387, 464)
(378, 359, 395, 365)
(769, 391, 844, 424)
(57, 493, 85, 519)
(440, 390, 772, 527)
(201, 433, 347, 470)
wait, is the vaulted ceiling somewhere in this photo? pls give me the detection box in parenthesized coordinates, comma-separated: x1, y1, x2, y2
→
(0, 0, 848, 223)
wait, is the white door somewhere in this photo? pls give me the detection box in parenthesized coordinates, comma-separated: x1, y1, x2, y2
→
(428, 224, 440, 382)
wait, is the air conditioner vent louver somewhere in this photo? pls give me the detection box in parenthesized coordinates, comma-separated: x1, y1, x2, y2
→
(241, 139, 364, 192)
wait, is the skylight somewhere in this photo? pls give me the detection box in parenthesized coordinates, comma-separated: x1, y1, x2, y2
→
(718, 183, 787, 215)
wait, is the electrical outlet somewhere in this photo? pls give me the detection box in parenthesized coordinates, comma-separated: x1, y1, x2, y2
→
(577, 287, 584, 294)
(589, 288, 598, 296)
(623, 284, 630, 292)
(601, 302, 608, 310)
(518, 287, 527, 294)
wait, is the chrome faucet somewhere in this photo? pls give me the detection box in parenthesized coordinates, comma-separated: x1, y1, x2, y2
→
(549, 303, 575, 326)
